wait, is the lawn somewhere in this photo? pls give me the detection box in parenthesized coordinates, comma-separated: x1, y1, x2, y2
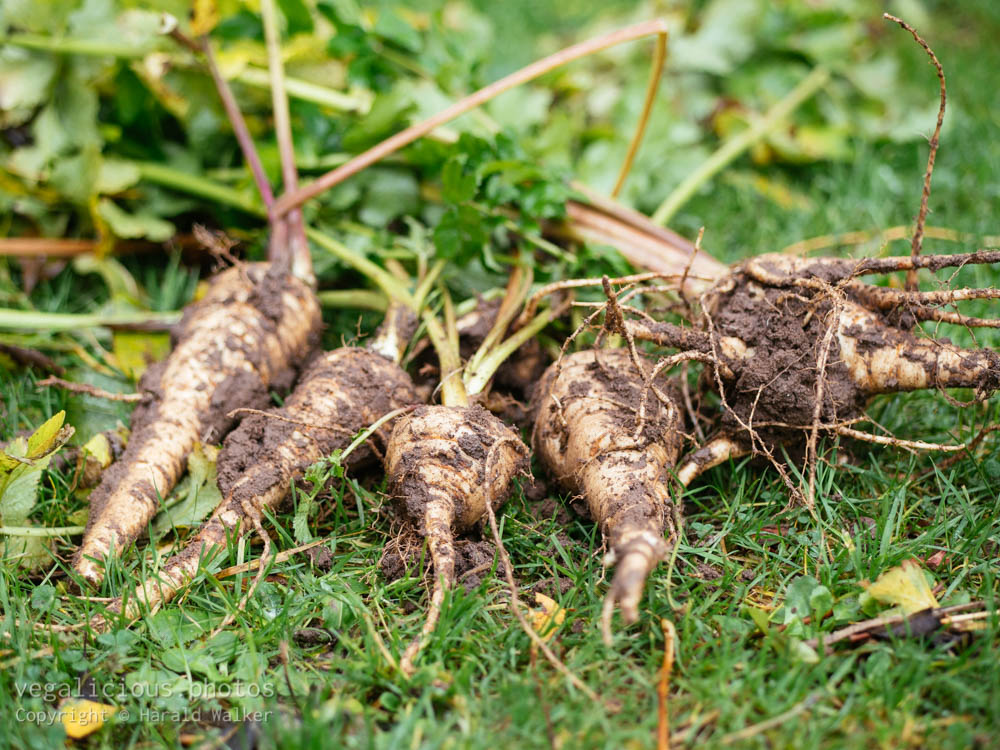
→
(2, 1, 999, 748)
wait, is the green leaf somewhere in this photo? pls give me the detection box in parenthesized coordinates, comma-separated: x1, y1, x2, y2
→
(789, 638, 820, 664)
(50, 147, 102, 204)
(152, 444, 222, 540)
(433, 204, 488, 263)
(809, 584, 834, 617)
(30, 583, 57, 613)
(0, 48, 58, 127)
(356, 169, 420, 227)
(0, 467, 45, 524)
(341, 88, 413, 151)
(97, 199, 175, 242)
(292, 492, 315, 544)
(1, 527, 53, 571)
(373, 10, 421, 52)
(278, 0, 314, 35)
(1, 412, 73, 530)
(161, 645, 225, 681)
(747, 605, 771, 634)
(781, 575, 819, 625)
(317, 0, 361, 26)
(95, 159, 141, 195)
(146, 609, 214, 648)
(670, 0, 763, 75)
(1, 0, 74, 33)
(72, 254, 146, 308)
(441, 155, 477, 204)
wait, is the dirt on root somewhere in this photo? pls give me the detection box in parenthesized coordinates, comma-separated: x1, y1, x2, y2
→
(708, 272, 868, 448)
(386, 404, 528, 534)
(217, 347, 420, 506)
(531, 348, 684, 462)
(531, 349, 684, 552)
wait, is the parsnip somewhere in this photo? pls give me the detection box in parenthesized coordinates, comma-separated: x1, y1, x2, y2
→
(532, 348, 683, 639)
(74, 263, 320, 588)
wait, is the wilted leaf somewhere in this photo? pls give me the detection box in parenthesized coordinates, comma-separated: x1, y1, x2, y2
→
(863, 559, 939, 615)
(78, 429, 126, 489)
(529, 593, 566, 641)
(26, 410, 66, 459)
(82, 432, 113, 468)
(59, 698, 117, 739)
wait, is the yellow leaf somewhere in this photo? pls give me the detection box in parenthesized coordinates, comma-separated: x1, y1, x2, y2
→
(60, 698, 116, 739)
(192, 279, 211, 302)
(864, 559, 939, 615)
(112, 331, 170, 380)
(26, 411, 65, 459)
(81, 433, 113, 469)
(529, 593, 566, 641)
(190, 0, 219, 36)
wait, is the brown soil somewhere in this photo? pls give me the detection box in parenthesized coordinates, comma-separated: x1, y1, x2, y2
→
(380, 534, 502, 592)
(708, 271, 867, 448)
(217, 346, 421, 507)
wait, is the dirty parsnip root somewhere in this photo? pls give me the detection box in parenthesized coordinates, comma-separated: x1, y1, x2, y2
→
(703, 251, 1000, 449)
(532, 348, 684, 642)
(610, 249, 1000, 473)
(112, 310, 420, 619)
(72, 9, 328, 589)
(581, 17, 1000, 504)
(75, 264, 320, 588)
(385, 402, 527, 671)
(384, 274, 555, 674)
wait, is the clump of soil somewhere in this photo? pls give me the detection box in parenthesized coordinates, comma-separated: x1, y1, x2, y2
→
(708, 270, 866, 448)
(380, 533, 502, 592)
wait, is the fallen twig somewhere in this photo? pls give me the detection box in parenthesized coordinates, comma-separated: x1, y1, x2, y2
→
(37, 376, 143, 402)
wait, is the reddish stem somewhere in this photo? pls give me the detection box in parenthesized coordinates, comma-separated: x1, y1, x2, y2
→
(272, 19, 670, 217)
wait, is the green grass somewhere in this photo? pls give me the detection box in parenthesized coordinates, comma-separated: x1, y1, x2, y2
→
(3, 3, 1000, 749)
